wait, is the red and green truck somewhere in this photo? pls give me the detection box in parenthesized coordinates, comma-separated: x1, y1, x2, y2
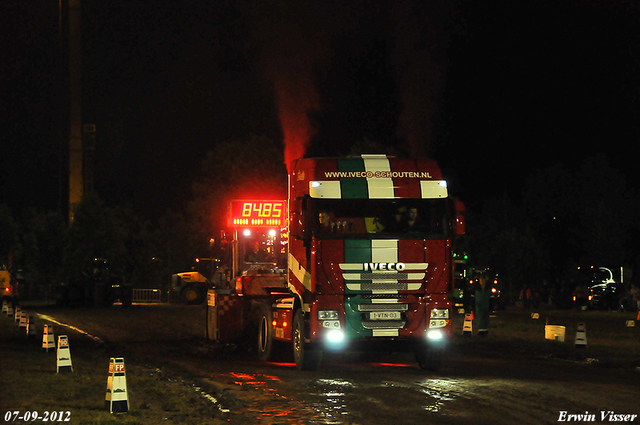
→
(206, 154, 465, 370)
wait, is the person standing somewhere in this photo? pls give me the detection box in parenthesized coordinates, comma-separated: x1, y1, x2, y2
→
(474, 273, 492, 337)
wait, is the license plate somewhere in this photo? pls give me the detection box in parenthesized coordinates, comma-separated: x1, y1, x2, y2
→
(370, 311, 401, 320)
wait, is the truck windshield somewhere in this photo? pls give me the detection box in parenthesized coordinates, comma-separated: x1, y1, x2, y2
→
(313, 199, 449, 239)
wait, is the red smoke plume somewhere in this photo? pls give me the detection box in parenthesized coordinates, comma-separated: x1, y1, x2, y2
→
(272, 73, 319, 171)
(249, 2, 331, 172)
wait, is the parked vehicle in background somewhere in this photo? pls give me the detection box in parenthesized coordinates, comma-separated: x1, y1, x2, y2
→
(584, 266, 623, 310)
(0, 266, 18, 305)
(171, 257, 220, 304)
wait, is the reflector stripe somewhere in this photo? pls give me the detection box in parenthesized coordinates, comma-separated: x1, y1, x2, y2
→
(371, 239, 397, 263)
(288, 253, 311, 292)
(420, 180, 448, 198)
(309, 181, 341, 198)
(373, 329, 399, 336)
(363, 155, 395, 198)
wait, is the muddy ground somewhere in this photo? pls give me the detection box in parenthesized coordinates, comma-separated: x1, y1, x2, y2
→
(4, 303, 640, 424)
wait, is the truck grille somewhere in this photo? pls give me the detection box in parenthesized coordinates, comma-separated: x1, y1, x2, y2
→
(360, 282, 409, 291)
(362, 320, 406, 329)
(358, 303, 408, 312)
(359, 272, 409, 280)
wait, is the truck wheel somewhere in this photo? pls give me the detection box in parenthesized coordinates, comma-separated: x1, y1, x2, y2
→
(182, 285, 203, 304)
(292, 309, 322, 370)
(415, 343, 443, 371)
(257, 304, 275, 361)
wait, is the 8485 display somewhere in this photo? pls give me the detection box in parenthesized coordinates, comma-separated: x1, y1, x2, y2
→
(4, 411, 70, 422)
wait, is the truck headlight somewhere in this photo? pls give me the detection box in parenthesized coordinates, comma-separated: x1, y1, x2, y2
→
(430, 308, 449, 319)
(318, 310, 339, 320)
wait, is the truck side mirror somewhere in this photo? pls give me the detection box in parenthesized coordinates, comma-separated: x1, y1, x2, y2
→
(219, 230, 228, 251)
(289, 197, 308, 241)
(453, 199, 465, 236)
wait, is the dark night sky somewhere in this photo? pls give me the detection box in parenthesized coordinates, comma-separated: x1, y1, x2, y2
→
(1, 0, 639, 219)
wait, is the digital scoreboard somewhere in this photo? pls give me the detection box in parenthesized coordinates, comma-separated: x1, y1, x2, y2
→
(229, 200, 286, 227)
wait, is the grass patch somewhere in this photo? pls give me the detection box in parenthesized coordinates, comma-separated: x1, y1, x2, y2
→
(0, 314, 227, 425)
(452, 307, 640, 367)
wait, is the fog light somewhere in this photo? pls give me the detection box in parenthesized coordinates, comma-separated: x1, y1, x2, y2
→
(326, 329, 345, 343)
(322, 320, 341, 329)
(429, 319, 448, 328)
(427, 330, 443, 340)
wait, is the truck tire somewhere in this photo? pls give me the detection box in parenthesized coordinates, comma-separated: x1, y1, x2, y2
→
(257, 304, 275, 361)
(292, 309, 322, 370)
(415, 343, 443, 371)
(182, 285, 203, 304)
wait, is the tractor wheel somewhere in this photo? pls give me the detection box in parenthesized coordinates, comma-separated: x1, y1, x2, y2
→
(182, 285, 203, 304)
(257, 304, 275, 361)
(292, 309, 322, 370)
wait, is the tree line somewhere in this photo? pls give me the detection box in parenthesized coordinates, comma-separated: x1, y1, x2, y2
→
(464, 153, 640, 304)
(2, 137, 637, 305)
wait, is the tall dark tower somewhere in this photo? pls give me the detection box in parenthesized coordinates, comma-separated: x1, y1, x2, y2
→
(68, 0, 82, 222)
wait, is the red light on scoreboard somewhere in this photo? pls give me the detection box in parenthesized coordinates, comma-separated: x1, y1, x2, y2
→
(229, 200, 286, 228)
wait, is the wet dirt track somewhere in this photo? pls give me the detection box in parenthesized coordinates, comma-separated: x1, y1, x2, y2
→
(177, 347, 639, 425)
(33, 304, 640, 425)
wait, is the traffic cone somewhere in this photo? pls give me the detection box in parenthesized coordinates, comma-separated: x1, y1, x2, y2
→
(2, 300, 7, 314)
(19, 312, 27, 332)
(42, 325, 55, 351)
(27, 316, 36, 338)
(56, 335, 73, 373)
(6, 303, 13, 318)
(462, 313, 473, 336)
(106, 357, 129, 414)
(574, 322, 587, 348)
(637, 311, 640, 321)
(14, 307, 21, 323)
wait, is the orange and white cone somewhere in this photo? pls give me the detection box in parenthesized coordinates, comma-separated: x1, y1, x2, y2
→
(2, 300, 7, 314)
(27, 316, 36, 338)
(14, 306, 21, 323)
(19, 311, 28, 332)
(56, 335, 73, 373)
(462, 313, 473, 335)
(575, 323, 587, 348)
(42, 324, 55, 351)
(106, 357, 129, 414)
(6, 303, 14, 318)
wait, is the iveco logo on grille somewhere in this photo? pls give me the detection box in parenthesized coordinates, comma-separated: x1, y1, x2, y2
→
(363, 262, 406, 271)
